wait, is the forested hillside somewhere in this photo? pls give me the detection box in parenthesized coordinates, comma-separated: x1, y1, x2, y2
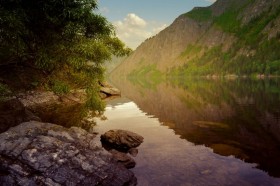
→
(112, 0, 280, 78)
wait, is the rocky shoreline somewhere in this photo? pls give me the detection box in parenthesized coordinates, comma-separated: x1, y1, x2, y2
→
(0, 84, 143, 186)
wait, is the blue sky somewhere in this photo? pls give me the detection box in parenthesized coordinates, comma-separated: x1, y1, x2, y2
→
(98, 0, 216, 49)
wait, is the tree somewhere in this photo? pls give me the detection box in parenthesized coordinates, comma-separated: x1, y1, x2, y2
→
(0, 0, 131, 110)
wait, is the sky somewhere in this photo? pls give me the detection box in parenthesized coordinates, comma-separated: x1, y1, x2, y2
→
(98, 0, 216, 49)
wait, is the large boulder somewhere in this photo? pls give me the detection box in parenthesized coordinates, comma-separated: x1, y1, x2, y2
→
(17, 89, 87, 107)
(101, 130, 144, 150)
(0, 121, 137, 186)
(99, 81, 121, 97)
(17, 91, 60, 108)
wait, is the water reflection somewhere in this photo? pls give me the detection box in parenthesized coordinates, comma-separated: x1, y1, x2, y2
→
(111, 77, 280, 177)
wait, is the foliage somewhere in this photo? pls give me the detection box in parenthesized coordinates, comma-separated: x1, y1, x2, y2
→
(0, 83, 11, 96)
(180, 44, 202, 58)
(49, 80, 70, 95)
(185, 7, 212, 22)
(237, 6, 280, 46)
(214, 10, 241, 33)
(85, 87, 104, 111)
(168, 35, 280, 77)
(0, 0, 131, 110)
(168, 2, 280, 78)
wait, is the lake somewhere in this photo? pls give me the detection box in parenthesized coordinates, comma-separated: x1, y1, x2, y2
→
(94, 77, 280, 185)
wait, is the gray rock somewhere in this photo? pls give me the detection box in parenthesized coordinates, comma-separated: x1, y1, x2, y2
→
(17, 91, 59, 108)
(0, 121, 137, 186)
(101, 130, 144, 150)
(59, 89, 87, 104)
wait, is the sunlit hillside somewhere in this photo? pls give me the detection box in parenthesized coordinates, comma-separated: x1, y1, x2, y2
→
(112, 0, 280, 78)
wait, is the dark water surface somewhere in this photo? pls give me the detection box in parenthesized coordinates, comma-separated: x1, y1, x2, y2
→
(95, 78, 280, 185)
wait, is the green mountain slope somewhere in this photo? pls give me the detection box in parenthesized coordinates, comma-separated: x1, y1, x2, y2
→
(111, 0, 280, 78)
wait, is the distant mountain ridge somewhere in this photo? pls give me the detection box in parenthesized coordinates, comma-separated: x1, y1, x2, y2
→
(111, 0, 280, 78)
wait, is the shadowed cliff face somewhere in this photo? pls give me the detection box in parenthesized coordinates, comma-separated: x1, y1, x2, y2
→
(111, 77, 280, 177)
(111, 0, 280, 77)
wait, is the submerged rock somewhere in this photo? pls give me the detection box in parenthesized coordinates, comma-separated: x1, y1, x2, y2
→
(101, 130, 143, 169)
(101, 130, 144, 150)
(0, 121, 137, 186)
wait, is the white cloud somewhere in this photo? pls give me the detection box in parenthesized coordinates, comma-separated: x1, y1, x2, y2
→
(123, 13, 147, 27)
(114, 13, 167, 49)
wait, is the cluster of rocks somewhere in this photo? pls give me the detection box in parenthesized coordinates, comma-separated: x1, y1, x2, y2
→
(101, 130, 144, 169)
(0, 121, 137, 185)
(0, 83, 144, 186)
(99, 82, 121, 99)
(16, 82, 121, 108)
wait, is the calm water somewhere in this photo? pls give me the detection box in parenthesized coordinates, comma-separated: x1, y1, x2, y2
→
(94, 77, 280, 185)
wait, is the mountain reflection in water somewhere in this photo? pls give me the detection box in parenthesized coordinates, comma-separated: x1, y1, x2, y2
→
(111, 77, 280, 178)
